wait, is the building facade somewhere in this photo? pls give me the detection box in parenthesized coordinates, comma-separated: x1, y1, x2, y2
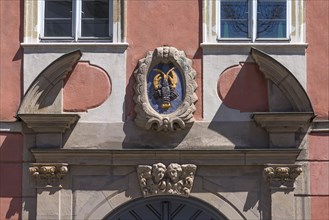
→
(0, 0, 328, 219)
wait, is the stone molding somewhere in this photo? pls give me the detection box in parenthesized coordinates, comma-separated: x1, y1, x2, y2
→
(264, 164, 302, 190)
(137, 163, 197, 197)
(250, 47, 313, 112)
(18, 50, 82, 114)
(30, 149, 301, 166)
(311, 120, 329, 133)
(18, 114, 79, 133)
(134, 46, 198, 132)
(252, 112, 314, 133)
(29, 163, 68, 188)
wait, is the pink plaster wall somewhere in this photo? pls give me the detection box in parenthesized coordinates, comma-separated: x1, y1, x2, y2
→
(0, 133, 23, 220)
(307, 1, 329, 219)
(63, 62, 111, 112)
(217, 63, 268, 112)
(0, 0, 22, 121)
(126, 0, 202, 120)
(306, 0, 329, 119)
(311, 197, 329, 220)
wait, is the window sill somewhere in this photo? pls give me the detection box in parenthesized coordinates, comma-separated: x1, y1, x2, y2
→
(201, 42, 308, 48)
(21, 42, 129, 49)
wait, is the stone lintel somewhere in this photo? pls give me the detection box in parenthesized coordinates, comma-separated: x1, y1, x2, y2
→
(30, 149, 301, 166)
(17, 114, 79, 133)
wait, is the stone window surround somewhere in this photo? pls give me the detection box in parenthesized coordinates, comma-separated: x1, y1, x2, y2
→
(203, 0, 305, 44)
(24, 0, 125, 43)
(216, 0, 290, 41)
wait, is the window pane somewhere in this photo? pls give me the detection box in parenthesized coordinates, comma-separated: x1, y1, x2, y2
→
(81, 20, 109, 37)
(44, 0, 72, 37)
(220, 0, 249, 38)
(44, 20, 72, 37)
(82, 0, 109, 18)
(257, 0, 287, 38)
(45, 0, 72, 18)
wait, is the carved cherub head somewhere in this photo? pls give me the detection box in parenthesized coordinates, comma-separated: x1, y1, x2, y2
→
(167, 163, 182, 183)
(152, 163, 166, 183)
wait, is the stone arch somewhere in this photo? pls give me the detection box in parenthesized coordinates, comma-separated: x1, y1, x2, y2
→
(250, 47, 313, 112)
(78, 190, 245, 220)
(17, 50, 82, 114)
(103, 195, 229, 220)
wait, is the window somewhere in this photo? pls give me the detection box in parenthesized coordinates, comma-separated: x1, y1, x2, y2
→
(218, 0, 288, 41)
(42, 0, 113, 41)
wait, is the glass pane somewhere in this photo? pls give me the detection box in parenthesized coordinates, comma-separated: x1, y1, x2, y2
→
(82, 0, 109, 18)
(257, 0, 287, 38)
(220, 0, 249, 38)
(44, 20, 72, 37)
(81, 20, 109, 37)
(45, 0, 72, 18)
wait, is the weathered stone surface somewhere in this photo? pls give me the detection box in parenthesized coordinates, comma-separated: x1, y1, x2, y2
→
(137, 163, 197, 197)
(134, 46, 198, 132)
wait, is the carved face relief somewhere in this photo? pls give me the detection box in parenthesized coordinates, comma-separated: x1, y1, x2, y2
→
(134, 46, 198, 132)
(152, 163, 166, 183)
(137, 163, 197, 197)
(167, 163, 182, 183)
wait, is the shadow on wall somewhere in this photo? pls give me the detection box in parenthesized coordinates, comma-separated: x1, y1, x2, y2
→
(208, 58, 270, 149)
(4, 198, 22, 219)
(0, 133, 23, 220)
(122, 62, 193, 149)
(61, 164, 271, 219)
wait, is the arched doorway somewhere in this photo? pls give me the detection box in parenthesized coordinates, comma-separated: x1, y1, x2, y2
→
(103, 195, 227, 220)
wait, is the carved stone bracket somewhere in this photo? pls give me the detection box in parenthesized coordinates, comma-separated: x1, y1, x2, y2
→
(18, 114, 79, 133)
(29, 163, 68, 188)
(134, 46, 198, 132)
(252, 112, 314, 133)
(137, 163, 197, 197)
(264, 164, 302, 190)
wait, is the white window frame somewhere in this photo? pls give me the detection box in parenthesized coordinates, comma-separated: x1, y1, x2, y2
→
(216, 0, 291, 42)
(39, 0, 114, 42)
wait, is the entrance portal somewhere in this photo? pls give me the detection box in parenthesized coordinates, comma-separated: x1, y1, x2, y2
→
(104, 195, 227, 220)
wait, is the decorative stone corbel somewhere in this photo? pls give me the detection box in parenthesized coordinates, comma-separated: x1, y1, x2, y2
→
(29, 163, 68, 188)
(137, 163, 197, 197)
(264, 164, 302, 190)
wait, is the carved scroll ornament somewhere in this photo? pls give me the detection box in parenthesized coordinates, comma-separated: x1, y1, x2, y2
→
(134, 46, 198, 132)
(264, 164, 302, 189)
(137, 163, 197, 197)
(29, 163, 68, 188)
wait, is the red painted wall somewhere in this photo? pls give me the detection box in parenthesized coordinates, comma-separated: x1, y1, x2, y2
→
(307, 1, 329, 119)
(126, 0, 202, 120)
(306, 1, 329, 219)
(0, 133, 23, 220)
(63, 62, 111, 112)
(0, 0, 23, 219)
(0, 0, 23, 121)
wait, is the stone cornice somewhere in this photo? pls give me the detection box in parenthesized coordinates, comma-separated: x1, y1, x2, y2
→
(17, 114, 79, 133)
(252, 112, 314, 133)
(30, 149, 301, 166)
(311, 120, 329, 133)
